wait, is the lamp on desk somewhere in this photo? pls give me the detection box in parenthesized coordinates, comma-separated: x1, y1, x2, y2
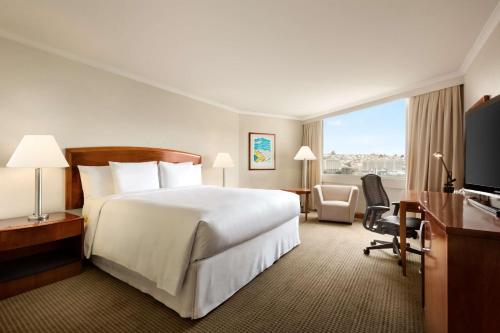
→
(7, 135, 69, 221)
(294, 146, 316, 189)
(433, 152, 456, 193)
(213, 152, 234, 187)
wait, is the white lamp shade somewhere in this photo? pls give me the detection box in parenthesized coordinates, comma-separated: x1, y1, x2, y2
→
(213, 153, 234, 168)
(294, 146, 316, 160)
(7, 135, 69, 168)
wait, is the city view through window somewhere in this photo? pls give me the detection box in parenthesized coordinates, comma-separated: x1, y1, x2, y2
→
(323, 99, 407, 178)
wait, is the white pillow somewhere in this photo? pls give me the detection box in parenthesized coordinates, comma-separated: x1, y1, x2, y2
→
(191, 164, 202, 185)
(78, 165, 114, 200)
(109, 161, 160, 194)
(159, 161, 202, 188)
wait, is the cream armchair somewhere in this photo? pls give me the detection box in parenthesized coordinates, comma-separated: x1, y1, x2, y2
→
(313, 185, 359, 223)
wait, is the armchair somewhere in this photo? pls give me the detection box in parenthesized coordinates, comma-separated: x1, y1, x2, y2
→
(313, 185, 359, 223)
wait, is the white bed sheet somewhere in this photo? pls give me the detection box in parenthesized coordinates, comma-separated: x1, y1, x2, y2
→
(83, 186, 300, 297)
(92, 216, 300, 319)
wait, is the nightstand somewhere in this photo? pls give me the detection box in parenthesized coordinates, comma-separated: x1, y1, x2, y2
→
(0, 212, 83, 299)
(281, 188, 312, 221)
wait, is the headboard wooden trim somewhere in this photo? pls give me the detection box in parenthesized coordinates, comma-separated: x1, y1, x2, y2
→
(65, 146, 202, 210)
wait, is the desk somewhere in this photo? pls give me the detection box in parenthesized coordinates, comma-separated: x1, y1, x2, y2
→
(419, 192, 500, 333)
(398, 190, 423, 276)
(281, 188, 311, 221)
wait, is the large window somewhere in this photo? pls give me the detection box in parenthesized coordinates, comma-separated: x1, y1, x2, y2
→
(323, 99, 407, 178)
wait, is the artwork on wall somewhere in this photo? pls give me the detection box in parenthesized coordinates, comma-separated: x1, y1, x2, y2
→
(248, 132, 276, 170)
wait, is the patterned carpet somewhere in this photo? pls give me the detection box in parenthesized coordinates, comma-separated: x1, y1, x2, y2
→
(0, 213, 423, 333)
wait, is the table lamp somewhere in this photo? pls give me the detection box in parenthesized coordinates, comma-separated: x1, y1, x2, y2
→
(294, 146, 316, 189)
(213, 152, 234, 187)
(7, 135, 69, 221)
(433, 151, 455, 193)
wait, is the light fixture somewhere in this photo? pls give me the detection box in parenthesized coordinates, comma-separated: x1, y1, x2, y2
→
(213, 153, 234, 187)
(294, 146, 317, 189)
(7, 135, 69, 220)
(432, 152, 443, 159)
(433, 151, 455, 193)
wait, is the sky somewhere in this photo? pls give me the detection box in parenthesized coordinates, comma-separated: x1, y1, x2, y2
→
(323, 99, 407, 155)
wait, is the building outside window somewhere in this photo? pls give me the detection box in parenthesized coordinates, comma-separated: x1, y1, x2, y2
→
(322, 99, 407, 179)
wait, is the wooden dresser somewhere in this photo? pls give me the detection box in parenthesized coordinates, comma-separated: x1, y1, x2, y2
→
(419, 192, 500, 333)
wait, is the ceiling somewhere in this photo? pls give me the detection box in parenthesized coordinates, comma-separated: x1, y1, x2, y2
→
(0, 0, 498, 119)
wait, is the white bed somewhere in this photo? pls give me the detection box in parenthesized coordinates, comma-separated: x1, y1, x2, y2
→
(66, 147, 300, 319)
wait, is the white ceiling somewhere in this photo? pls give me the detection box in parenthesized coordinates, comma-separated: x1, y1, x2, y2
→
(0, 0, 498, 119)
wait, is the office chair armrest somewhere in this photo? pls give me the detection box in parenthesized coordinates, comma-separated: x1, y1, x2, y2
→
(364, 206, 390, 229)
(366, 205, 390, 213)
(391, 202, 400, 216)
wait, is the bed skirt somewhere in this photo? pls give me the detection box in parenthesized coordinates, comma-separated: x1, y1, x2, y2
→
(92, 216, 300, 319)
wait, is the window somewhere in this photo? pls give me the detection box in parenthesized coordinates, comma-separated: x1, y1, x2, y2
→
(322, 99, 407, 178)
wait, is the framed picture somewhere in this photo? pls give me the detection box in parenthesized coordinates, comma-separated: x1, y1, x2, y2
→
(248, 132, 276, 170)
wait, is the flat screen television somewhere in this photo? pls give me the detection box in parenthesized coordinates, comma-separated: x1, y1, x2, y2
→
(465, 95, 500, 196)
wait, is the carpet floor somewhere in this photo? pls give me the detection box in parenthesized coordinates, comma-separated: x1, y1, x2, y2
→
(0, 213, 423, 333)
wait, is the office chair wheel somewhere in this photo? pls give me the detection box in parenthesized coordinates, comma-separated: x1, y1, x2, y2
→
(363, 248, 370, 255)
(370, 241, 376, 246)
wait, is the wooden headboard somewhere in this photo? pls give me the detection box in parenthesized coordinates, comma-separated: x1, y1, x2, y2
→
(65, 146, 202, 209)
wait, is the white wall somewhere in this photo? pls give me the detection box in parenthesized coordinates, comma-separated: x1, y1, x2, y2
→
(0, 37, 301, 219)
(464, 21, 500, 109)
(238, 114, 302, 189)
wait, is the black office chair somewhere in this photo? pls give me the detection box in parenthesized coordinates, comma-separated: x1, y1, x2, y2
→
(360, 174, 421, 265)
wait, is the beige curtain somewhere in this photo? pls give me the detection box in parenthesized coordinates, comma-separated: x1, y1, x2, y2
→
(407, 85, 464, 192)
(302, 120, 322, 209)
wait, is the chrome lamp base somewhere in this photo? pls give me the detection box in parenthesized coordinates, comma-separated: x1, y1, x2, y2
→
(222, 168, 226, 187)
(28, 168, 49, 221)
(28, 213, 49, 221)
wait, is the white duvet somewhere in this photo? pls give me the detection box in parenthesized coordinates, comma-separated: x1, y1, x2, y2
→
(83, 186, 300, 296)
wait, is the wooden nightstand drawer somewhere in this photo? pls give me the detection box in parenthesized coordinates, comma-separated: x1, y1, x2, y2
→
(0, 219, 81, 251)
(0, 212, 83, 299)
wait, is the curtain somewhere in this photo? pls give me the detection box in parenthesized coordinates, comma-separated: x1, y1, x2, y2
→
(302, 120, 322, 209)
(407, 85, 464, 192)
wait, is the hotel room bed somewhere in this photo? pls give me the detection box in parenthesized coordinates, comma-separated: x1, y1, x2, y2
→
(66, 147, 300, 319)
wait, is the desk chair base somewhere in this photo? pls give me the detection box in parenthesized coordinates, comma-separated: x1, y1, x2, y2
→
(363, 236, 421, 265)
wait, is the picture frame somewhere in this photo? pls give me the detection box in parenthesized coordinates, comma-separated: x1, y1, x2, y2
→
(248, 132, 276, 170)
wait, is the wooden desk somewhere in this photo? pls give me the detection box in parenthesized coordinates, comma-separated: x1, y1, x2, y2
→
(398, 190, 423, 276)
(418, 192, 500, 333)
(281, 188, 311, 221)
